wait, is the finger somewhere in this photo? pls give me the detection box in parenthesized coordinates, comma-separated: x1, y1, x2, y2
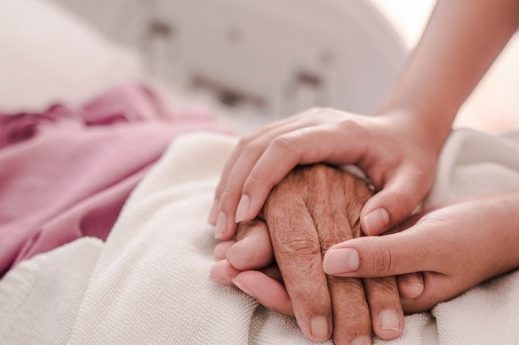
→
(360, 163, 433, 235)
(322, 225, 441, 278)
(309, 173, 372, 345)
(226, 220, 273, 270)
(239, 122, 367, 223)
(209, 260, 241, 285)
(265, 192, 332, 343)
(209, 121, 281, 225)
(215, 119, 318, 239)
(233, 270, 294, 317)
(363, 277, 404, 340)
(213, 241, 236, 260)
(397, 273, 425, 299)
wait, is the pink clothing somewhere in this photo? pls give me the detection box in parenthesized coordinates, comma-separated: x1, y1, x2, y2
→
(0, 84, 223, 277)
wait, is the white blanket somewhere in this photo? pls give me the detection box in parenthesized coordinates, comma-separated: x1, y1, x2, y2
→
(2, 129, 519, 345)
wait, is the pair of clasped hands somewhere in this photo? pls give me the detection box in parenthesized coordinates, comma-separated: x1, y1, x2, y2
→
(209, 109, 519, 345)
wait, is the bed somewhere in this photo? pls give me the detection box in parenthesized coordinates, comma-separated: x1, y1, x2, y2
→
(2, 1, 519, 345)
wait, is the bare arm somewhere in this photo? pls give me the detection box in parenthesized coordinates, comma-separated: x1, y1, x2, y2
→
(381, 0, 519, 148)
(210, 0, 519, 243)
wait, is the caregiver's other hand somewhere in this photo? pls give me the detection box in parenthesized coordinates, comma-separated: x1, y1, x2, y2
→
(209, 107, 443, 240)
(323, 192, 519, 313)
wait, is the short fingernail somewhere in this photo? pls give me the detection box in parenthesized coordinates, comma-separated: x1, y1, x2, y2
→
(363, 208, 390, 234)
(226, 241, 245, 266)
(310, 316, 330, 341)
(323, 248, 359, 274)
(405, 283, 424, 299)
(399, 273, 424, 299)
(208, 200, 219, 225)
(235, 194, 250, 223)
(209, 264, 223, 283)
(378, 309, 401, 331)
(215, 212, 228, 239)
(232, 278, 256, 298)
(352, 335, 372, 345)
(213, 241, 233, 260)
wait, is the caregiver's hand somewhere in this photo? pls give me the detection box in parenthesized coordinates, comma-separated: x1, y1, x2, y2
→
(323, 192, 519, 313)
(209, 107, 443, 240)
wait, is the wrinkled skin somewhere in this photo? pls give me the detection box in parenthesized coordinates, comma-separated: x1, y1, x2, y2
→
(212, 165, 424, 344)
(264, 165, 402, 344)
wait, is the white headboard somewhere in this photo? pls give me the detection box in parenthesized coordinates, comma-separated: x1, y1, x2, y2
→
(49, 0, 406, 119)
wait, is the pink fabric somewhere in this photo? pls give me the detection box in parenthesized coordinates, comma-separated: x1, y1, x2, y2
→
(0, 84, 224, 277)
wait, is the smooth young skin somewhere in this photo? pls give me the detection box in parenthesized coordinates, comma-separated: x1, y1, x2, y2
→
(323, 192, 519, 313)
(209, 0, 519, 239)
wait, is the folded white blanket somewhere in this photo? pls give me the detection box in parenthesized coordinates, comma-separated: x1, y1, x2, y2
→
(2, 129, 519, 345)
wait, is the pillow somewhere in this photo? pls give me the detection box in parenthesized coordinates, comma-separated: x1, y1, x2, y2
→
(0, 0, 142, 112)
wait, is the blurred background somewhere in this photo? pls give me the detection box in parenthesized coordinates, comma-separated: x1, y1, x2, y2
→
(1, 0, 518, 134)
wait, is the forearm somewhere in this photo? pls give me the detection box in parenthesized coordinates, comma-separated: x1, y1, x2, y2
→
(379, 0, 519, 149)
(491, 191, 519, 274)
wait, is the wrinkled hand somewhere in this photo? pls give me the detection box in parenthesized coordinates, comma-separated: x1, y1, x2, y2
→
(209, 108, 441, 240)
(211, 165, 424, 344)
(323, 192, 519, 313)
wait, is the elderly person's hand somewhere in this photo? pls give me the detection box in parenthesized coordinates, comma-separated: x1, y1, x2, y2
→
(323, 192, 519, 313)
(211, 165, 424, 344)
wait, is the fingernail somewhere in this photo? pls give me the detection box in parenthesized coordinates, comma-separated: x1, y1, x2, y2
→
(215, 212, 228, 239)
(310, 316, 330, 341)
(363, 208, 390, 234)
(232, 278, 255, 298)
(213, 241, 234, 260)
(323, 248, 359, 274)
(208, 200, 219, 225)
(406, 283, 424, 299)
(378, 309, 400, 331)
(352, 336, 372, 345)
(226, 242, 240, 263)
(235, 195, 250, 222)
(399, 273, 424, 299)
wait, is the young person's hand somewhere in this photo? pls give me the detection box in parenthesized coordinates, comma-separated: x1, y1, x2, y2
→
(211, 165, 424, 345)
(209, 108, 445, 240)
(323, 192, 519, 313)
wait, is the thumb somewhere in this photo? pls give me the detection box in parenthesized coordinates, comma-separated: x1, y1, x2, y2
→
(360, 164, 433, 235)
(322, 225, 440, 278)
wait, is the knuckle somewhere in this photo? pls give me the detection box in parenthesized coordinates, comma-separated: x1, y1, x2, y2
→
(236, 136, 253, 151)
(241, 140, 262, 157)
(282, 236, 321, 257)
(368, 277, 398, 297)
(337, 118, 360, 132)
(389, 190, 415, 219)
(270, 135, 295, 152)
(370, 245, 393, 276)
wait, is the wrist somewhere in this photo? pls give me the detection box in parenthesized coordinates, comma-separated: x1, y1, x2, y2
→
(476, 192, 519, 276)
(499, 192, 519, 268)
(374, 101, 456, 155)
